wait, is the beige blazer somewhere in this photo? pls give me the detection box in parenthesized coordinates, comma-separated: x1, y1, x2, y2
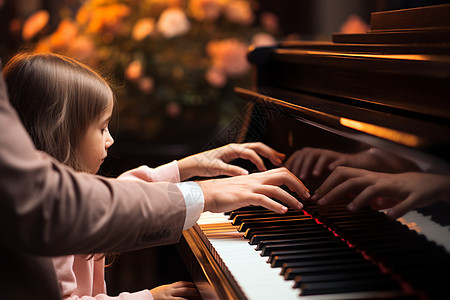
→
(0, 73, 187, 299)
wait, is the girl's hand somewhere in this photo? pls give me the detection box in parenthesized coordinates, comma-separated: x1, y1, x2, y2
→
(198, 167, 310, 214)
(178, 142, 285, 180)
(311, 166, 450, 219)
(150, 281, 201, 300)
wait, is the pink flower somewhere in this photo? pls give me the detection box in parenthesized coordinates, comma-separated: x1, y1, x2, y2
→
(188, 0, 223, 22)
(340, 14, 370, 34)
(132, 18, 155, 41)
(67, 35, 95, 62)
(251, 32, 277, 47)
(156, 8, 190, 39)
(224, 0, 254, 26)
(22, 10, 50, 41)
(260, 12, 279, 34)
(205, 67, 227, 88)
(166, 102, 181, 118)
(125, 60, 143, 82)
(206, 38, 250, 78)
(139, 76, 155, 94)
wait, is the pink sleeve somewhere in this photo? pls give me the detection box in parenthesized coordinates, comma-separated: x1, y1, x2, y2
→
(117, 161, 180, 183)
(52, 255, 154, 300)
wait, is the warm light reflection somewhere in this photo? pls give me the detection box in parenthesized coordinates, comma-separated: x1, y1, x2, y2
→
(340, 117, 422, 147)
(397, 218, 421, 232)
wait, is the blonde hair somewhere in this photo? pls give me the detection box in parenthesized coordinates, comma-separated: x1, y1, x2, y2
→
(4, 52, 115, 172)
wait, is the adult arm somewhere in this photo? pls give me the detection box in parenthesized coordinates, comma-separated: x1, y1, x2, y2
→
(0, 74, 187, 255)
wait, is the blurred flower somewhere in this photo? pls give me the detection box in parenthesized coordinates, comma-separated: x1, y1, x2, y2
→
(251, 32, 277, 47)
(77, 3, 131, 35)
(138, 76, 155, 94)
(125, 60, 143, 81)
(224, 0, 254, 25)
(67, 35, 96, 62)
(207, 38, 250, 78)
(22, 10, 49, 41)
(188, 0, 223, 22)
(132, 18, 155, 41)
(205, 67, 227, 88)
(260, 12, 279, 34)
(29, 0, 275, 142)
(166, 102, 181, 118)
(50, 19, 78, 50)
(156, 7, 190, 39)
(340, 14, 370, 34)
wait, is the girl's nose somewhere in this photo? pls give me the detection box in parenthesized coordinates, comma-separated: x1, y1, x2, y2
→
(106, 130, 114, 148)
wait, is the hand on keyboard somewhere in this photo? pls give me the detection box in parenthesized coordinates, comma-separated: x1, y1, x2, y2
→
(197, 167, 310, 214)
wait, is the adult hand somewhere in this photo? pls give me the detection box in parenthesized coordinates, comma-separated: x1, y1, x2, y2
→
(150, 281, 201, 300)
(178, 142, 285, 180)
(198, 167, 310, 214)
(311, 166, 450, 219)
(285, 147, 352, 180)
(285, 147, 420, 180)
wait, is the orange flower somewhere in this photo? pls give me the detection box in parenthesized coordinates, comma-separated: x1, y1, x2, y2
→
(49, 19, 79, 50)
(22, 10, 50, 41)
(224, 0, 253, 26)
(188, 0, 224, 22)
(206, 38, 250, 78)
(125, 60, 143, 81)
(132, 18, 155, 41)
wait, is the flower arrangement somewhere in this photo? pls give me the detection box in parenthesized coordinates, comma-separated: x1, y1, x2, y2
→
(26, 0, 279, 143)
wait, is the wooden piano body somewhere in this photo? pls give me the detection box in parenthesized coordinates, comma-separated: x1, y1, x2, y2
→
(177, 4, 450, 300)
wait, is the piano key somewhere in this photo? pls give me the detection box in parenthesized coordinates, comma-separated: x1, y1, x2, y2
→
(284, 262, 379, 280)
(261, 239, 348, 256)
(244, 223, 326, 239)
(299, 277, 400, 296)
(239, 217, 316, 232)
(271, 249, 359, 267)
(256, 236, 339, 251)
(250, 229, 333, 245)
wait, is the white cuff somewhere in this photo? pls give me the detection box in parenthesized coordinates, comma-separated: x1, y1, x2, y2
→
(175, 182, 204, 230)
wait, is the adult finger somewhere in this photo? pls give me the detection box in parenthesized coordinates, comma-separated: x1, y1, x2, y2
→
(259, 167, 310, 200)
(311, 167, 366, 202)
(244, 142, 285, 166)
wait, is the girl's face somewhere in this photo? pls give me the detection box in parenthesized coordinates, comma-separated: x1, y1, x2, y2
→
(78, 101, 114, 174)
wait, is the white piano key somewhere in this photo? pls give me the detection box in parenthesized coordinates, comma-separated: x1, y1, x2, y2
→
(397, 210, 450, 252)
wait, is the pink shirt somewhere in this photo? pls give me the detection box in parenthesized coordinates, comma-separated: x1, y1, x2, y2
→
(53, 162, 181, 300)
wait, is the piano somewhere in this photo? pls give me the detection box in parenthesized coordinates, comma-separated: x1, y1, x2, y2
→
(177, 4, 450, 300)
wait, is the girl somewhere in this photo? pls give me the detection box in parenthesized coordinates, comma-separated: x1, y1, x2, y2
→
(3, 52, 288, 300)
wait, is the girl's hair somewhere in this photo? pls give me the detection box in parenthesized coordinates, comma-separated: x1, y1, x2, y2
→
(3, 52, 114, 172)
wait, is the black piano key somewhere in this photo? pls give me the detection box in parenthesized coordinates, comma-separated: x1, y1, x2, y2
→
(231, 210, 306, 225)
(239, 217, 315, 232)
(284, 261, 378, 280)
(244, 223, 326, 239)
(267, 247, 353, 264)
(293, 271, 389, 287)
(271, 248, 358, 267)
(250, 229, 333, 245)
(280, 257, 369, 275)
(233, 213, 309, 226)
(256, 236, 338, 251)
(261, 239, 347, 256)
(299, 277, 400, 296)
